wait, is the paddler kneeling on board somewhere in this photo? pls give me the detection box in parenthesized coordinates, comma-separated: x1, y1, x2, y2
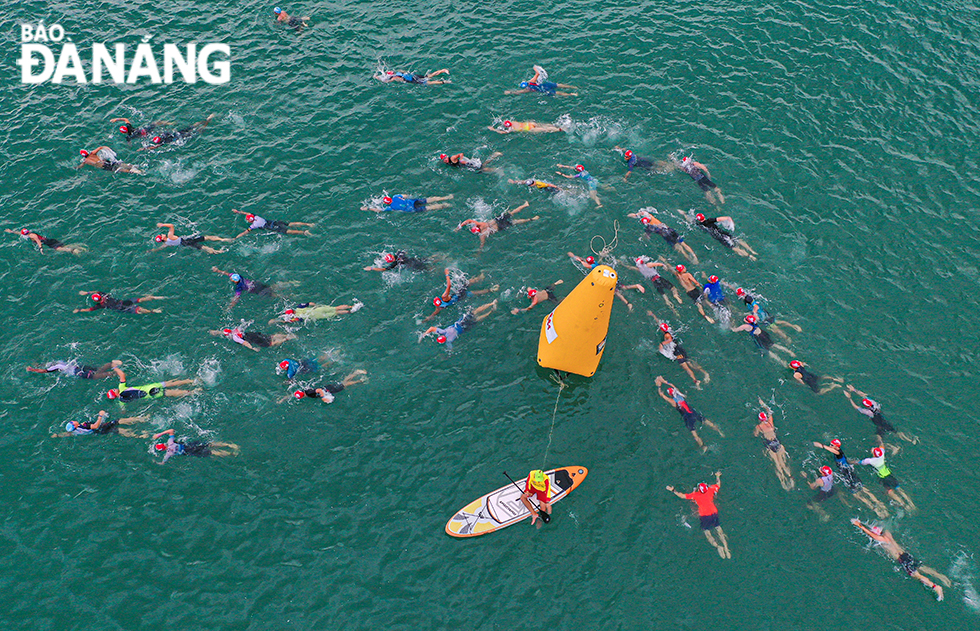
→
(521, 470, 552, 525)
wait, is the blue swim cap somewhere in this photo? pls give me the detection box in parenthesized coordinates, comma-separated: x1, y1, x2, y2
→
(520, 81, 529, 88)
(230, 273, 242, 283)
(65, 422, 75, 432)
(274, 7, 282, 14)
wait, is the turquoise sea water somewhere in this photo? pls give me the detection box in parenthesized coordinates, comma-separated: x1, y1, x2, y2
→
(2, 1, 980, 628)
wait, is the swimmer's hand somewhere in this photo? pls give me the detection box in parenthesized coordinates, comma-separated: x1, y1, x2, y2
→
(665, 485, 674, 492)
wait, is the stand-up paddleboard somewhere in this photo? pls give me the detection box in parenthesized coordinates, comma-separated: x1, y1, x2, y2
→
(445, 466, 588, 538)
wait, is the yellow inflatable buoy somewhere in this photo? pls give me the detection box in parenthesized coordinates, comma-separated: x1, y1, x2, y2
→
(537, 265, 616, 377)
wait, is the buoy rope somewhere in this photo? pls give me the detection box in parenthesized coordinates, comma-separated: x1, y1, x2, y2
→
(589, 220, 620, 260)
(542, 379, 566, 468)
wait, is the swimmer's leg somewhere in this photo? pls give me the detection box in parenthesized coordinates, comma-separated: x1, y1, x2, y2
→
(556, 83, 577, 89)
(695, 301, 714, 324)
(342, 369, 368, 387)
(894, 488, 916, 511)
(774, 319, 802, 332)
(164, 388, 201, 397)
(855, 488, 889, 518)
(681, 362, 699, 386)
(201, 246, 227, 254)
(556, 91, 579, 97)
(194, 114, 215, 130)
(806, 499, 830, 522)
(135, 307, 163, 314)
(427, 195, 454, 202)
(91, 362, 116, 379)
(703, 530, 726, 558)
(211, 441, 240, 454)
(703, 419, 724, 437)
(269, 333, 298, 347)
(816, 382, 842, 395)
(897, 431, 919, 444)
(426, 69, 450, 78)
(286, 229, 313, 236)
(671, 287, 683, 305)
(510, 216, 540, 226)
(590, 190, 602, 207)
(918, 566, 952, 587)
(690, 430, 706, 452)
(676, 243, 698, 265)
(287, 222, 315, 227)
(118, 414, 150, 425)
(772, 343, 795, 356)
(715, 527, 731, 558)
(689, 360, 710, 384)
(162, 379, 195, 388)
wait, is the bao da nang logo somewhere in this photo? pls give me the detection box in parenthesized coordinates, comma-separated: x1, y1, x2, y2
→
(18, 22, 230, 84)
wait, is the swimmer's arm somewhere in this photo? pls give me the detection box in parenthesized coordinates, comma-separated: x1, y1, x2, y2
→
(487, 126, 508, 134)
(555, 172, 574, 179)
(73, 306, 98, 313)
(112, 367, 127, 383)
(665, 486, 687, 499)
(152, 429, 175, 440)
(211, 266, 232, 277)
(360, 206, 384, 212)
(655, 388, 673, 404)
(730, 324, 749, 333)
(156, 223, 177, 240)
(90, 410, 109, 429)
(455, 219, 476, 232)
(422, 308, 440, 323)
(109, 118, 131, 124)
(149, 246, 167, 253)
(758, 398, 772, 417)
(227, 294, 241, 310)
(694, 162, 710, 177)
(841, 390, 863, 411)
(813, 442, 835, 453)
(28, 233, 44, 251)
(419, 326, 438, 340)
(233, 230, 250, 239)
(316, 388, 332, 403)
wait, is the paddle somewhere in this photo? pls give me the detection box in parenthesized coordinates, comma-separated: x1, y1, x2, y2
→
(504, 471, 551, 523)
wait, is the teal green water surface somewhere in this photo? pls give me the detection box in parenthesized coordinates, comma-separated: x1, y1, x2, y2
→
(2, 1, 980, 629)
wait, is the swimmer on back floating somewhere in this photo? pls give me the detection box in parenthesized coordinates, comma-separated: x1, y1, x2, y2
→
(74, 290, 166, 314)
(6, 228, 86, 254)
(278, 370, 368, 404)
(425, 269, 498, 322)
(111, 117, 174, 141)
(555, 163, 602, 207)
(28, 358, 121, 380)
(420, 300, 498, 350)
(151, 223, 233, 255)
(137, 114, 214, 151)
(77, 147, 143, 174)
(439, 152, 502, 173)
(488, 120, 564, 134)
(511, 280, 563, 314)
(273, 6, 310, 31)
(455, 201, 538, 250)
(374, 68, 450, 85)
(361, 194, 454, 213)
(505, 64, 578, 97)
(627, 210, 699, 264)
(231, 209, 314, 238)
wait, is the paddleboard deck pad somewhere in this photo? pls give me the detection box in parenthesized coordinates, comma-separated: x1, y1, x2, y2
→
(445, 466, 588, 537)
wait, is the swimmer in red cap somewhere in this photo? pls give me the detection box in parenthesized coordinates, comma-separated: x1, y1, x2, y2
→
(230, 209, 314, 238)
(424, 268, 498, 322)
(626, 256, 682, 315)
(209, 327, 296, 352)
(511, 280, 564, 315)
(555, 162, 602, 207)
(754, 400, 794, 490)
(680, 211, 757, 260)
(731, 314, 795, 364)
(455, 201, 537, 250)
(676, 155, 725, 205)
(648, 315, 710, 387)
(843, 384, 918, 451)
(665, 262, 714, 323)
(77, 147, 143, 174)
(856, 448, 916, 511)
(666, 470, 731, 558)
(627, 209, 699, 264)
(152, 428, 239, 464)
(488, 119, 564, 134)
(151, 223, 234, 254)
(420, 300, 498, 350)
(439, 151, 502, 173)
(361, 194, 453, 213)
(613, 146, 662, 181)
(787, 359, 843, 395)
(73, 290, 166, 314)
(111, 117, 173, 141)
(5, 227, 86, 254)
(364, 250, 433, 273)
(851, 518, 950, 601)
(137, 114, 214, 151)
(277, 370, 367, 404)
(567, 251, 645, 312)
(655, 376, 725, 451)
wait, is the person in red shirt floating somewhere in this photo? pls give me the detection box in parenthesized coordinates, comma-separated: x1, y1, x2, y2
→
(667, 471, 731, 558)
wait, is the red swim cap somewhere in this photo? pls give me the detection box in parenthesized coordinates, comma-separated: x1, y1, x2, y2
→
(503, 120, 512, 128)
(736, 287, 745, 297)
(222, 328, 232, 335)
(79, 149, 89, 157)
(439, 154, 448, 161)
(436, 335, 447, 344)
(758, 411, 767, 422)
(790, 360, 802, 369)
(640, 216, 652, 225)
(820, 466, 833, 477)
(294, 390, 306, 399)
(154, 235, 165, 243)
(624, 150, 633, 159)
(284, 309, 295, 315)
(470, 226, 481, 234)
(383, 196, 393, 205)
(659, 322, 670, 333)
(155, 443, 167, 451)
(872, 447, 884, 458)
(278, 360, 290, 371)
(708, 275, 719, 284)
(245, 213, 255, 222)
(383, 253, 395, 263)
(152, 136, 162, 144)
(20, 228, 29, 235)
(675, 264, 685, 273)
(666, 387, 674, 396)
(585, 256, 595, 265)
(697, 483, 709, 493)
(830, 438, 841, 448)
(862, 398, 875, 408)
(575, 164, 584, 172)
(744, 314, 758, 324)
(119, 126, 129, 134)
(106, 389, 119, 400)
(433, 297, 443, 307)
(696, 213, 705, 222)
(527, 288, 537, 299)
(91, 293, 103, 303)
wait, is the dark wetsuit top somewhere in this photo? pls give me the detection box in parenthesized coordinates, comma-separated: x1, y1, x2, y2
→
(383, 251, 429, 271)
(242, 331, 272, 348)
(626, 155, 655, 172)
(37, 235, 64, 249)
(697, 218, 736, 248)
(645, 223, 682, 245)
(675, 399, 704, 431)
(96, 296, 138, 313)
(302, 383, 345, 399)
(122, 123, 157, 141)
(234, 278, 274, 297)
(746, 323, 774, 350)
(833, 449, 863, 490)
(795, 366, 820, 392)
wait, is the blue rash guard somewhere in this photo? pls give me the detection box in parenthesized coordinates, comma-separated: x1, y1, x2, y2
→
(703, 280, 725, 304)
(386, 195, 426, 212)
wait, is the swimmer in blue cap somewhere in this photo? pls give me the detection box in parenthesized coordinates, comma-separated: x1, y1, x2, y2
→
(51, 410, 151, 438)
(211, 266, 282, 309)
(505, 65, 577, 96)
(274, 6, 310, 31)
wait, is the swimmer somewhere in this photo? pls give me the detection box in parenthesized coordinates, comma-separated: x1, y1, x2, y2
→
(511, 280, 563, 314)
(754, 400, 794, 490)
(627, 210, 699, 264)
(681, 212, 757, 260)
(137, 114, 214, 151)
(654, 376, 724, 452)
(857, 447, 916, 512)
(667, 263, 713, 323)
(152, 429, 240, 464)
(788, 360, 843, 395)
(74, 291, 166, 314)
(364, 250, 432, 272)
(813, 439, 889, 518)
(278, 370, 368, 404)
(211, 267, 282, 309)
(521, 469, 553, 526)
(556, 163, 602, 207)
(210, 327, 297, 352)
(676, 155, 725, 205)
(648, 319, 710, 387)
(568, 252, 644, 311)
(488, 120, 564, 134)
(731, 314, 795, 364)
(844, 385, 918, 451)
(111, 117, 174, 141)
(6, 228, 86, 254)
(230, 209, 314, 238)
(424, 269, 498, 322)
(275, 353, 335, 380)
(733, 287, 801, 341)
(374, 68, 451, 85)
(804, 465, 838, 521)
(455, 201, 538, 249)
(508, 178, 561, 192)
(52, 410, 151, 439)
(666, 471, 731, 559)
(850, 518, 951, 601)
(439, 152, 502, 173)
(77, 147, 143, 174)
(505, 64, 578, 97)
(273, 6, 310, 31)
(614, 147, 660, 181)
(626, 256, 683, 315)
(420, 300, 498, 350)
(27, 358, 121, 380)
(361, 194, 454, 213)
(270, 301, 363, 325)
(151, 223, 233, 255)
(106, 365, 199, 402)
(700, 273, 731, 322)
